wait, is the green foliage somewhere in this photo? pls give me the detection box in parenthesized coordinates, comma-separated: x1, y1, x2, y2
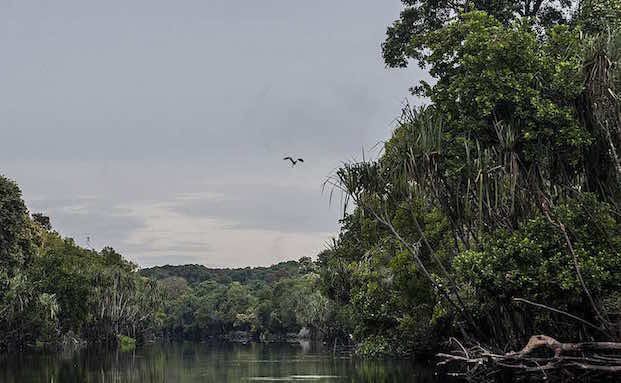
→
(0, 175, 56, 350)
(0, 175, 163, 351)
(455, 196, 621, 301)
(322, 0, 621, 356)
(118, 335, 136, 352)
(140, 261, 302, 285)
(31, 213, 51, 231)
(357, 335, 393, 357)
(317, 206, 449, 356)
(148, 258, 334, 341)
(415, 13, 589, 186)
(0, 176, 37, 275)
(579, 0, 621, 32)
(453, 196, 621, 341)
(2, 0, 620, 360)
(382, 0, 573, 68)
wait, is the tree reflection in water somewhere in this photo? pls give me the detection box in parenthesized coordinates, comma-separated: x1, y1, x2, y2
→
(0, 342, 453, 383)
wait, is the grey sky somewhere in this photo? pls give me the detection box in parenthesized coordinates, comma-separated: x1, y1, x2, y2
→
(1, 0, 424, 267)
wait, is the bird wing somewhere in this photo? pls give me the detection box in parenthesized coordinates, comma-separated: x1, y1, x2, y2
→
(283, 156, 293, 161)
(297, 158, 304, 162)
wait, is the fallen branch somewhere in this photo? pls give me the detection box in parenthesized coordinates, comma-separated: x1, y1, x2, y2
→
(437, 335, 621, 378)
(512, 335, 621, 358)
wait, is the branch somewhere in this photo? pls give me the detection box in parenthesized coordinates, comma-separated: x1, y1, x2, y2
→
(512, 298, 610, 338)
(437, 335, 621, 378)
(539, 194, 612, 331)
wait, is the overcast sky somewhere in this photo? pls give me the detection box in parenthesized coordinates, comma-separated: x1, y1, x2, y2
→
(1, 0, 424, 268)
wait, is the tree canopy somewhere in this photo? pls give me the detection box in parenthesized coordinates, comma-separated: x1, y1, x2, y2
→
(319, 0, 621, 362)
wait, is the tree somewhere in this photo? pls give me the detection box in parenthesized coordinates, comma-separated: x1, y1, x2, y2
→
(324, 0, 621, 370)
(1, 175, 165, 350)
(31, 213, 51, 231)
(0, 176, 36, 275)
(382, 0, 574, 68)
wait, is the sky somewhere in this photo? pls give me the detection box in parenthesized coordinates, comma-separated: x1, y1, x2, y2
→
(0, 0, 425, 268)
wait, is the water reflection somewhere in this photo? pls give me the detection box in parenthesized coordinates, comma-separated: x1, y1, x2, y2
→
(0, 342, 451, 382)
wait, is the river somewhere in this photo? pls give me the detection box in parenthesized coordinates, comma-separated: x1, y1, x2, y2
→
(0, 341, 454, 382)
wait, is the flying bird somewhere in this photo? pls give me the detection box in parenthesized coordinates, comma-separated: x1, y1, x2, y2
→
(283, 156, 304, 166)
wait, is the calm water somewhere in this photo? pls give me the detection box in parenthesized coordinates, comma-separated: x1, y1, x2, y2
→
(0, 342, 452, 383)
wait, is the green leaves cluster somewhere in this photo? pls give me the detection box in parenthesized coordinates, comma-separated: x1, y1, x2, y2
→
(153, 262, 338, 341)
(383, 0, 574, 68)
(321, 0, 621, 355)
(0, 175, 162, 351)
(454, 195, 621, 301)
(421, 13, 585, 153)
(0, 173, 341, 350)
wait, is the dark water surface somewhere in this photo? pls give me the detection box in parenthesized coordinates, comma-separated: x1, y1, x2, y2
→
(0, 342, 453, 383)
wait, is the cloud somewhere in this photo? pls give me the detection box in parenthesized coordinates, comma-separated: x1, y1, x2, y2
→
(27, 195, 147, 251)
(0, 0, 426, 267)
(167, 183, 340, 233)
(119, 199, 333, 268)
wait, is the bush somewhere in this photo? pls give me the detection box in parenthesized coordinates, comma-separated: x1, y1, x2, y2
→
(118, 335, 136, 352)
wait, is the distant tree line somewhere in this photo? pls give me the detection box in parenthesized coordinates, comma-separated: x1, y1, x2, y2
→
(0, 178, 338, 351)
(141, 262, 305, 286)
(140, 260, 342, 341)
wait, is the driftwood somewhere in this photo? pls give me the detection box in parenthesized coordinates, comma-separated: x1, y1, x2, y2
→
(437, 335, 621, 379)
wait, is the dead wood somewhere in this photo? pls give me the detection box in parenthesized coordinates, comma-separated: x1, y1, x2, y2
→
(437, 335, 621, 379)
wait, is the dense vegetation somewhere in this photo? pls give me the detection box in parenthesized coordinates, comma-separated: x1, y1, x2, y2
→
(0, 180, 332, 350)
(2, 1, 621, 378)
(0, 176, 161, 351)
(141, 262, 304, 286)
(319, 0, 621, 360)
(140, 260, 339, 341)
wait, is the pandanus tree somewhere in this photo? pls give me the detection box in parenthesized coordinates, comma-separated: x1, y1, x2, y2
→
(88, 267, 162, 344)
(0, 176, 60, 350)
(327, 0, 621, 373)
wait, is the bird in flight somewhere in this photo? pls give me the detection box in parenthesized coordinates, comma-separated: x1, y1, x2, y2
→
(283, 156, 304, 166)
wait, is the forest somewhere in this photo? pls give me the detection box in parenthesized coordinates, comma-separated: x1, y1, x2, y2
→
(317, 0, 621, 376)
(0, 179, 161, 350)
(1, 0, 621, 379)
(0, 188, 331, 350)
(139, 261, 338, 342)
